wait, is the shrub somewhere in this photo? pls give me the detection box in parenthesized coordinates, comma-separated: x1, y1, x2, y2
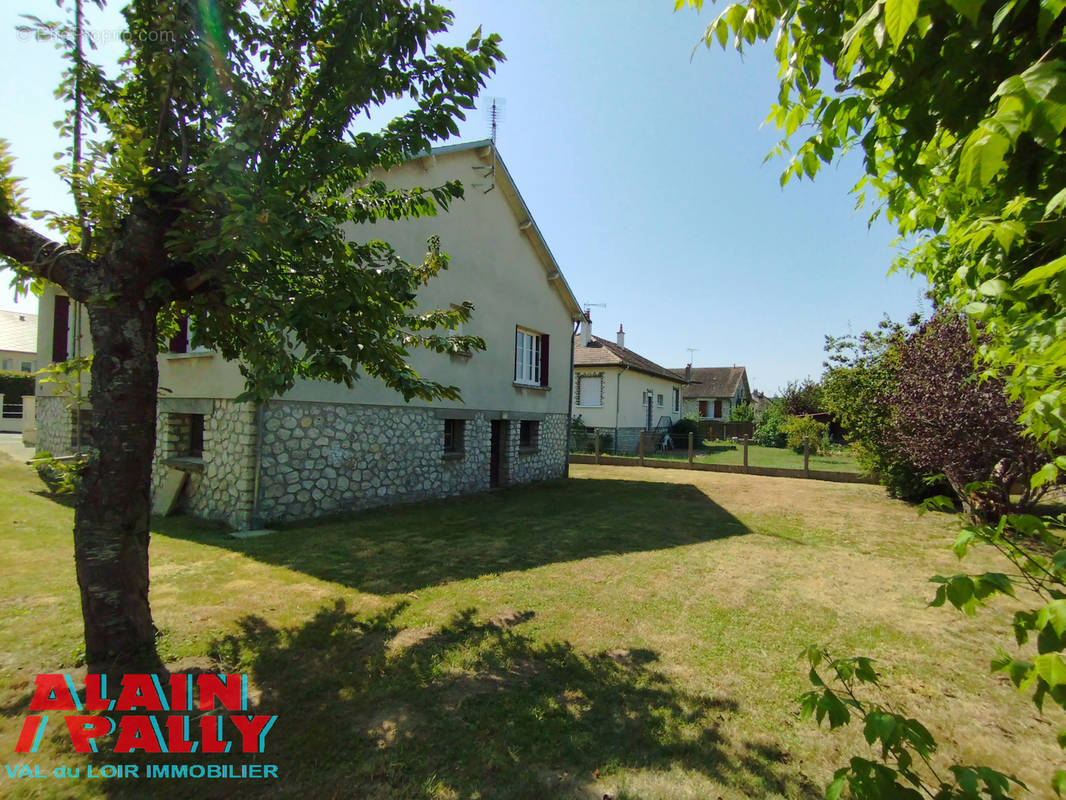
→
(0, 369, 34, 405)
(753, 402, 787, 448)
(32, 452, 86, 496)
(729, 402, 754, 423)
(780, 415, 829, 454)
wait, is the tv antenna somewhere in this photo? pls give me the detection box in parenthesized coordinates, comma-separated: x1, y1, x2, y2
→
(686, 347, 699, 364)
(582, 302, 607, 320)
(472, 97, 504, 193)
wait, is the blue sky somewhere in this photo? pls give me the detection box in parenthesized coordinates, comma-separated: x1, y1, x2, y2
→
(0, 0, 929, 394)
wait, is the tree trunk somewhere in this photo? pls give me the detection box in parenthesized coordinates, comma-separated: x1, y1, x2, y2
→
(75, 299, 163, 675)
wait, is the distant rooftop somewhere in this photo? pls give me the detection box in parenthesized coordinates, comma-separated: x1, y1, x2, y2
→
(575, 334, 686, 383)
(0, 310, 37, 354)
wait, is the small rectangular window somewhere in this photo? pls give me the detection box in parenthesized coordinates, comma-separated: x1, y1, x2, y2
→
(577, 375, 602, 407)
(657, 393, 664, 407)
(443, 418, 465, 455)
(672, 387, 680, 412)
(20, 361, 33, 373)
(169, 413, 205, 459)
(189, 415, 205, 458)
(519, 420, 539, 451)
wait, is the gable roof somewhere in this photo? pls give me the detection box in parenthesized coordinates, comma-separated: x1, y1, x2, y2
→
(424, 140, 584, 322)
(0, 310, 37, 354)
(576, 335, 686, 384)
(672, 366, 748, 399)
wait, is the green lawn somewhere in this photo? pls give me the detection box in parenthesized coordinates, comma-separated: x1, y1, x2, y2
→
(0, 455, 1058, 799)
(696, 441, 863, 473)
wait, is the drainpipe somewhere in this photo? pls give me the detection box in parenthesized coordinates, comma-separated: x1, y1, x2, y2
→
(565, 320, 580, 477)
(250, 400, 265, 528)
(614, 364, 629, 455)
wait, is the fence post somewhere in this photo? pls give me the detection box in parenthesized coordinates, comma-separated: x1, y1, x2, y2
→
(804, 438, 810, 476)
(687, 431, 694, 467)
(594, 431, 601, 464)
(743, 437, 749, 471)
(638, 432, 645, 466)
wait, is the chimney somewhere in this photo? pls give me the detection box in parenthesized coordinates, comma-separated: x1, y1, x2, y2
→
(616, 324, 625, 349)
(580, 310, 592, 347)
(685, 363, 692, 382)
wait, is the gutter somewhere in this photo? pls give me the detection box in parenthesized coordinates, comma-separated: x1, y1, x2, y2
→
(564, 320, 580, 477)
(614, 363, 629, 447)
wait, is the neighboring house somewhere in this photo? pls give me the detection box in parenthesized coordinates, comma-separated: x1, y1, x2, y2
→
(672, 365, 752, 421)
(0, 310, 37, 373)
(35, 140, 585, 528)
(573, 320, 686, 450)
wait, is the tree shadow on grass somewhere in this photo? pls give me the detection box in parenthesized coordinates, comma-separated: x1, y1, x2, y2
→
(96, 600, 820, 800)
(153, 478, 753, 595)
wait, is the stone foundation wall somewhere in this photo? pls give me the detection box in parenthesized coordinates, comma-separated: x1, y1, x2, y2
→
(34, 395, 91, 455)
(256, 402, 567, 524)
(35, 395, 71, 456)
(151, 399, 256, 529)
(507, 415, 569, 484)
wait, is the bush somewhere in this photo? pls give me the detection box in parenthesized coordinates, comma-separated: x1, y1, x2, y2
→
(753, 402, 787, 448)
(780, 415, 829, 454)
(32, 452, 86, 496)
(0, 369, 34, 405)
(729, 402, 754, 423)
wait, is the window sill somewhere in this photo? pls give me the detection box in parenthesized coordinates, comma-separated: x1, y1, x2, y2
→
(163, 456, 204, 473)
(164, 351, 214, 360)
(513, 382, 550, 391)
(518, 446, 540, 456)
(442, 451, 465, 461)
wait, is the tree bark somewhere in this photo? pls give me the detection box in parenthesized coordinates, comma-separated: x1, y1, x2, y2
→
(74, 298, 163, 675)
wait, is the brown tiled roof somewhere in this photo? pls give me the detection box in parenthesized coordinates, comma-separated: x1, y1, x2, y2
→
(670, 366, 748, 399)
(574, 335, 686, 384)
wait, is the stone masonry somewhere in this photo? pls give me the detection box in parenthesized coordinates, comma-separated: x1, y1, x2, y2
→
(151, 399, 257, 529)
(256, 401, 568, 524)
(38, 391, 569, 528)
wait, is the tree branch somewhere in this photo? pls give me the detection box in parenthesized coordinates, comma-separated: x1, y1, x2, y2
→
(0, 211, 95, 298)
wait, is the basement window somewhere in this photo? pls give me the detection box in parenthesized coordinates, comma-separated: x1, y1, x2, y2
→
(443, 418, 465, 457)
(519, 420, 540, 453)
(169, 413, 206, 460)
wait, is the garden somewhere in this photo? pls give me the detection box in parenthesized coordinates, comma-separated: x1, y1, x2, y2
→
(0, 451, 1059, 799)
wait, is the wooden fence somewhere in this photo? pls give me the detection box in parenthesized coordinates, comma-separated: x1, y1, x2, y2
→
(570, 431, 877, 485)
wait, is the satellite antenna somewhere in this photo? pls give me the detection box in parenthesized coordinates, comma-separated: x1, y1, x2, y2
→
(472, 97, 504, 193)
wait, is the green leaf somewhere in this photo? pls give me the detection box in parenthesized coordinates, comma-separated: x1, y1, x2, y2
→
(1034, 653, 1066, 688)
(958, 127, 1010, 187)
(1032, 460, 1061, 488)
(978, 278, 1009, 296)
(884, 0, 919, 46)
(1016, 255, 1066, 288)
(1053, 769, 1066, 796)
(1039, 0, 1066, 39)
(826, 773, 847, 800)
(946, 0, 987, 23)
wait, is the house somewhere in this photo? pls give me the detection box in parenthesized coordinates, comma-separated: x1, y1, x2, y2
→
(672, 365, 752, 421)
(0, 310, 37, 373)
(572, 319, 687, 452)
(34, 140, 585, 528)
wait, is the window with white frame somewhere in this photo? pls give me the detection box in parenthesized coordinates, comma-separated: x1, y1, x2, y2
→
(657, 393, 664, 407)
(672, 387, 680, 413)
(514, 327, 548, 386)
(577, 375, 602, 407)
